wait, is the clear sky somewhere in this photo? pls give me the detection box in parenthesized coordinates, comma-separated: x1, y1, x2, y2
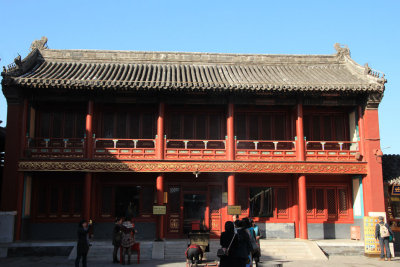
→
(1, 0, 399, 154)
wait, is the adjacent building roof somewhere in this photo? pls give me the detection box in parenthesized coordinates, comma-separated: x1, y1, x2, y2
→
(383, 154, 400, 185)
(2, 37, 386, 94)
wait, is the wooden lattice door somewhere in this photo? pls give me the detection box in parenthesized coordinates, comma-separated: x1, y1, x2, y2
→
(209, 185, 222, 237)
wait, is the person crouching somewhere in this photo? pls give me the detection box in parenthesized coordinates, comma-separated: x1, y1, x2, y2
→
(185, 244, 203, 266)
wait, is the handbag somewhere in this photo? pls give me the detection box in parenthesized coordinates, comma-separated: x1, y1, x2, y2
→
(217, 233, 236, 257)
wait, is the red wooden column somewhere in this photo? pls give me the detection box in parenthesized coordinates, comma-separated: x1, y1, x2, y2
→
(156, 102, 165, 159)
(227, 173, 236, 220)
(361, 107, 385, 214)
(15, 98, 29, 240)
(292, 176, 299, 238)
(84, 173, 92, 221)
(156, 174, 165, 240)
(86, 100, 94, 158)
(84, 100, 94, 221)
(296, 102, 308, 239)
(227, 103, 235, 160)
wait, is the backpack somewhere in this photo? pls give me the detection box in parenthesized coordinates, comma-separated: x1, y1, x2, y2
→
(379, 224, 390, 238)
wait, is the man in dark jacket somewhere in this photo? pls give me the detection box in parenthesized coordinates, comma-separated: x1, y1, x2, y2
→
(375, 216, 395, 261)
(75, 220, 92, 267)
(112, 217, 123, 263)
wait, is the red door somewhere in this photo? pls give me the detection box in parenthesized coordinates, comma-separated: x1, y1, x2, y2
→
(209, 185, 222, 237)
(166, 186, 181, 237)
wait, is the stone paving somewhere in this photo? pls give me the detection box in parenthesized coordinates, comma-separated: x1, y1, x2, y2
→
(0, 256, 399, 267)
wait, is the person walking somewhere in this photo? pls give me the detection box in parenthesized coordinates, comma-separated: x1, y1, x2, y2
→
(75, 220, 92, 267)
(375, 216, 395, 261)
(219, 221, 237, 267)
(112, 217, 123, 263)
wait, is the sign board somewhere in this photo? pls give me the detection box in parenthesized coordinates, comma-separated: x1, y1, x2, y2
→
(392, 185, 400, 196)
(227, 205, 241, 215)
(363, 216, 380, 255)
(153, 205, 166, 215)
(222, 192, 228, 204)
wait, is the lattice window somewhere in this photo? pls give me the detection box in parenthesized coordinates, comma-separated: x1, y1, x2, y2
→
(327, 189, 337, 216)
(338, 188, 348, 215)
(237, 186, 248, 214)
(169, 186, 181, 213)
(276, 188, 288, 218)
(316, 189, 325, 216)
(210, 186, 222, 214)
(307, 188, 313, 215)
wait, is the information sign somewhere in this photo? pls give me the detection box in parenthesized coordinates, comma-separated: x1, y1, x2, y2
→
(227, 205, 241, 215)
(363, 216, 380, 255)
(153, 205, 166, 215)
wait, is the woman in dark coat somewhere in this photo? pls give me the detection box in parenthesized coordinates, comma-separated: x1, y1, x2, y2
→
(75, 220, 91, 267)
(230, 219, 252, 267)
(219, 221, 236, 267)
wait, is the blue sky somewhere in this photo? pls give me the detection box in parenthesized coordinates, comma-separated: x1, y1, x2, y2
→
(1, 0, 399, 154)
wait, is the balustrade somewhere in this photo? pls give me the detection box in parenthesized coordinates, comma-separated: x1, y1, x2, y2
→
(26, 137, 85, 158)
(236, 140, 296, 161)
(24, 136, 361, 162)
(165, 139, 226, 160)
(305, 141, 360, 161)
(93, 138, 156, 159)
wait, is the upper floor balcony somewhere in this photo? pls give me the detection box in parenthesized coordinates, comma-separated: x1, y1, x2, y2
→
(25, 136, 360, 162)
(23, 104, 362, 163)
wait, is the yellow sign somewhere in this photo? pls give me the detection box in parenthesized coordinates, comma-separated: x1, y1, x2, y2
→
(363, 216, 380, 254)
(227, 205, 241, 215)
(153, 205, 166, 215)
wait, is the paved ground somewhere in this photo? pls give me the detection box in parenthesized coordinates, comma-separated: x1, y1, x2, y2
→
(0, 256, 399, 267)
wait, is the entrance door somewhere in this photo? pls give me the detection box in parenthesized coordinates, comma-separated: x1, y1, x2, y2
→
(183, 193, 206, 234)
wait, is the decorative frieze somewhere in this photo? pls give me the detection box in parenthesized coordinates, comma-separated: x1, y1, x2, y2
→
(18, 161, 367, 174)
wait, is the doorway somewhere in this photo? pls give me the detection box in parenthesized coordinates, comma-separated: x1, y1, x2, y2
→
(183, 193, 206, 234)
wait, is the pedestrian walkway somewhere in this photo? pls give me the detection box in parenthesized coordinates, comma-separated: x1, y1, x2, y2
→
(0, 255, 398, 267)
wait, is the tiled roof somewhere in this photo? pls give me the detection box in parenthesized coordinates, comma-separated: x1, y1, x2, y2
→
(2, 40, 386, 93)
(383, 154, 400, 185)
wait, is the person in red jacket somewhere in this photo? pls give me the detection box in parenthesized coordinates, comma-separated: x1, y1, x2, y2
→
(185, 244, 203, 266)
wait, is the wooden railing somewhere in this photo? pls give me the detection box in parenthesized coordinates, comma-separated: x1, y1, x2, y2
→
(24, 136, 361, 162)
(235, 140, 296, 161)
(165, 139, 226, 160)
(305, 141, 359, 161)
(26, 137, 85, 158)
(93, 138, 156, 159)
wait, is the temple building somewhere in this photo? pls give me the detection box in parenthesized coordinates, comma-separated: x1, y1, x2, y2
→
(1, 38, 387, 241)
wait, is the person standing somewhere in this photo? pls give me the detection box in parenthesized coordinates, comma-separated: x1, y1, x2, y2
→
(75, 220, 92, 267)
(230, 219, 252, 267)
(375, 216, 395, 261)
(219, 221, 237, 267)
(121, 219, 135, 265)
(112, 217, 123, 263)
(250, 219, 261, 266)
